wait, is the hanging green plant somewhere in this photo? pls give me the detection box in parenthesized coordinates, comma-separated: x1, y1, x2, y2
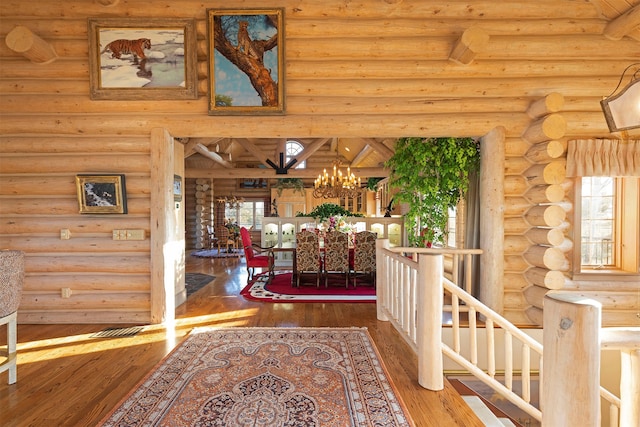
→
(301, 203, 364, 222)
(366, 177, 384, 191)
(273, 178, 305, 196)
(385, 137, 479, 247)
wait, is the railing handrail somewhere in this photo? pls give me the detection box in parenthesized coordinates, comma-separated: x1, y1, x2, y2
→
(443, 276, 543, 353)
(376, 242, 629, 426)
(387, 246, 484, 256)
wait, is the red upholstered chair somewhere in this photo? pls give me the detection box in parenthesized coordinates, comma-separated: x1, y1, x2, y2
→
(240, 227, 274, 281)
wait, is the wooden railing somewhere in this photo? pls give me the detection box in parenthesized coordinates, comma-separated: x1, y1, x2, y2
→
(375, 239, 638, 426)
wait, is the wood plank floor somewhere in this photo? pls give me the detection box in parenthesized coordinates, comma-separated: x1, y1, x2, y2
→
(0, 255, 484, 427)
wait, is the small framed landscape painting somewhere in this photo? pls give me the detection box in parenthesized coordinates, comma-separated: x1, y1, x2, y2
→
(207, 8, 284, 115)
(76, 174, 127, 214)
(88, 18, 198, 100)
(173, 175, 183, 202)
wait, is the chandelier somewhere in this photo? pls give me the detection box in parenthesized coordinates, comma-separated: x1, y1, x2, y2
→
(216, 195, 244, 209)
(600, 62, 640, 132)
(313, 162, 362, 199)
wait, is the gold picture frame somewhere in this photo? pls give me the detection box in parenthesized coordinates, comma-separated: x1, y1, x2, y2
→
(207, 8, 284, 115)
(173, 175, 182, 202)
(76, 174, 127, 214)
(88, 18, 198, 100)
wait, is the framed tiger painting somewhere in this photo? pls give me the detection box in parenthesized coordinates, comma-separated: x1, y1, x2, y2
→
(88, 18, 198, 100)
(207, 8, 285, 115)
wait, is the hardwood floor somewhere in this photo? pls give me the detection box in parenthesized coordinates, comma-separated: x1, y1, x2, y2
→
(0, 255, 483, 427)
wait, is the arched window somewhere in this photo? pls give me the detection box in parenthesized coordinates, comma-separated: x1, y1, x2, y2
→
(286, 140, 305, 169)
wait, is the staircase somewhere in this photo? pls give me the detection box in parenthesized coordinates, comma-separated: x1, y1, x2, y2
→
(375, 242, 638, 426)
(449, 377, 538, 427)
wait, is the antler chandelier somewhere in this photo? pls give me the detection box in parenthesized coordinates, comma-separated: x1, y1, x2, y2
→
(313, 162, 362, 199)
(216, 195, 244, 209)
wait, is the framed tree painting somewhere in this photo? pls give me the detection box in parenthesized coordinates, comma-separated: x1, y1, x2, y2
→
(207, 9, 284, 115)
(88, 18, 198, 100)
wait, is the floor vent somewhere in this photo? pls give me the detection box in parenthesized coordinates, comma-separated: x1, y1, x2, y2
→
(91, 326, 144, 338)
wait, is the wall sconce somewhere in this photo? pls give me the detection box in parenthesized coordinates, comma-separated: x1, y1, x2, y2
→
(600, 62, 640, 132)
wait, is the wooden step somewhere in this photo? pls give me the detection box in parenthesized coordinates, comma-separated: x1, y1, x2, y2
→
(448, 378, 524, 427)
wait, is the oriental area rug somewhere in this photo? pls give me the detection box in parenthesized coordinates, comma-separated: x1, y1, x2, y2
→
(241, 272, 376, 303)
(191, 248, 243, 258)
(185, 273, 215, 297)
(98, 327, 414, 427)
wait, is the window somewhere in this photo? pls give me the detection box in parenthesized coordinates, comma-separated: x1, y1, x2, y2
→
(580, 177, 615, 267)
(286, 140, 306, 169)
(225, 201, 265, 230)
(575, 176, 639, 275)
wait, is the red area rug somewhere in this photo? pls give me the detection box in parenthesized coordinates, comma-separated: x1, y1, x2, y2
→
(241, 272, 376, 303)
(98, 327, 414, 426)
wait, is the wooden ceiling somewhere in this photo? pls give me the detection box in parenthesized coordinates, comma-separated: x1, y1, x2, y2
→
(591, 0, 640, 41)
(182, 137, 395, 180)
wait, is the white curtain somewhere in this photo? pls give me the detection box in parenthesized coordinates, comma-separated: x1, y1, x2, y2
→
(567, 138, 640, 177)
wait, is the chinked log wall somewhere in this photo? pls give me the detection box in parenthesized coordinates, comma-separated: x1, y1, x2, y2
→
(503, 93, 571, 325)
(1, 0, 638, 324)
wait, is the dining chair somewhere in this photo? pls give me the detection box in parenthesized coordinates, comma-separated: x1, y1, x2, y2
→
(206, 225, 217, 249)
(239, 227, 274, 281)
(295, 230, 321, 288)
(324, 230, 350, 288)
(214, 226, 235, 253)
(352, 231, 377, 287)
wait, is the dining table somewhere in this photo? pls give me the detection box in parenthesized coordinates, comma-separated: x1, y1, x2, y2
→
(271, 239, 355, 287)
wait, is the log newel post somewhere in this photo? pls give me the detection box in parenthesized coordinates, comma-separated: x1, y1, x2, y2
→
(620, 348, 640, 427)
(376, 238, 389, 322)
(417, 253, 444, 390)
(479, 126, 505, 314)
(542, 292, 601, 427)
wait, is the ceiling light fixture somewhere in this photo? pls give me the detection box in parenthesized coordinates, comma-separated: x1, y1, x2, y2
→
(600, 62, 640, 132)
(313, 140, 362, 199)
(216, 195, 244, 209)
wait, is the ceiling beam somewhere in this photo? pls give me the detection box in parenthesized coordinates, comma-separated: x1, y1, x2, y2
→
(364, 138, 395, 159)
(186, 166, 389, 179)
(194, 144, 233, 168)
(274, 138, 286, 160)
(350, 144, 375, 167)
(183, 137, 224, 158)
(295, 137, 331, 165)
(604, 4, 640, 40)
(234, 138, 273, 167)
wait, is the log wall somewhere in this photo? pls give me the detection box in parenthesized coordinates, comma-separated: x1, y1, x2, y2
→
(1, 0, 638, 324)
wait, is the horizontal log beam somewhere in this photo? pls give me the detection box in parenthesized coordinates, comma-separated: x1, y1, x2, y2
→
(523, 245, 569, 270)
(448, 27, 490, 65)
(524, 267, 568, 290)
(186, 167, 389, 179)
(604, 4, 640, 41)
(522, 114, 567, 143)
(524, 184, 566, 204)
(525, 140, 566, 162)
(527, 93, 564, 118)
(524, 204, 567, 227)
(194, 144, 233, 168)
(4, 25, 57, 64)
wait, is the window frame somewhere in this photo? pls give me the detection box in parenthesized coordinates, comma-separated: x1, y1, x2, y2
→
(285, 140, 306, 169)
(572, 176, 640, 279)
(225, 199, 265, 231)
